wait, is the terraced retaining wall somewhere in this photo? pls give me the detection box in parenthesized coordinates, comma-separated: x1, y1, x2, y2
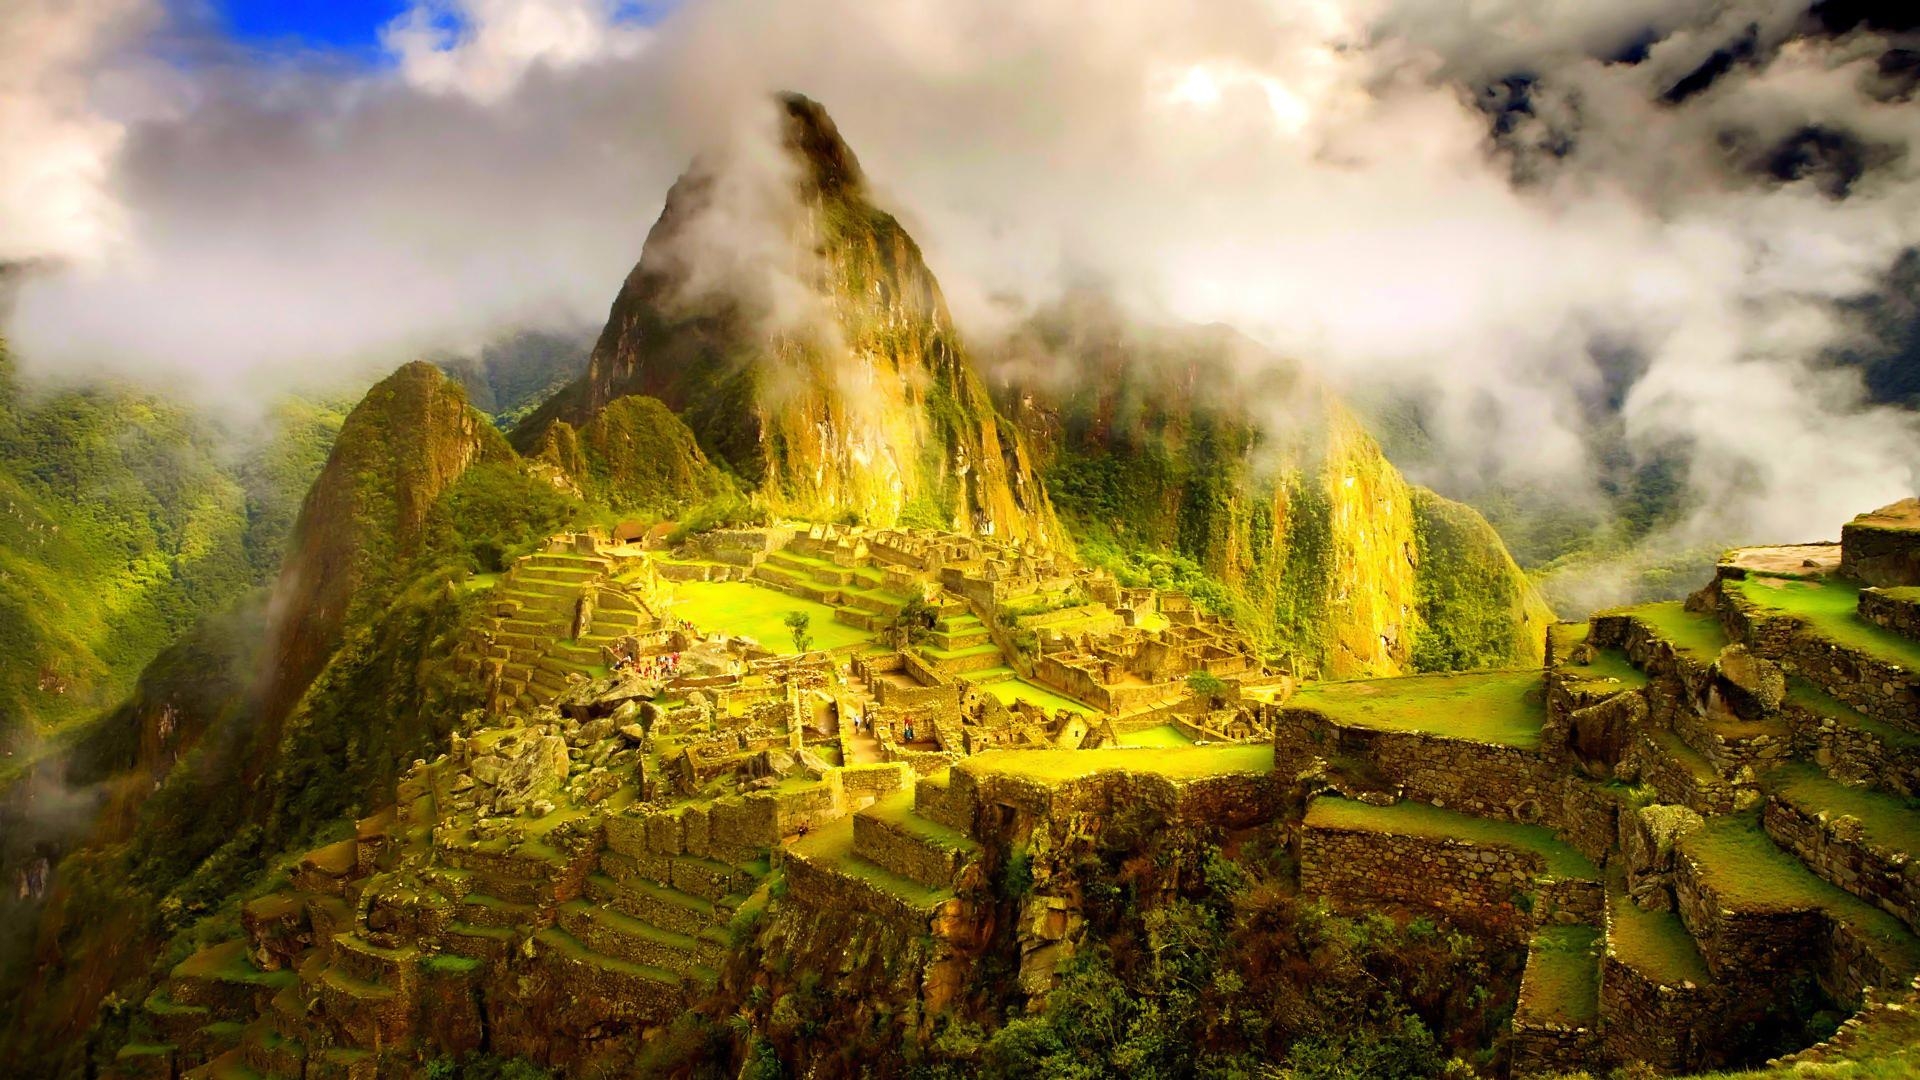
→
(1298, 824, 1563, 942)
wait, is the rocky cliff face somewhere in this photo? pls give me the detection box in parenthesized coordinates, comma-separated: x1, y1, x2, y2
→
(519, 94, 1059, 544)
(998, 301, 1549, 677)
(263, 362, 508, 729)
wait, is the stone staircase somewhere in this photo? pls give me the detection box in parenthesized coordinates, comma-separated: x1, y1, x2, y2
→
(783, 783, 980, 922)
(750, 545, 916, 633)
(466, 546, 658, 716)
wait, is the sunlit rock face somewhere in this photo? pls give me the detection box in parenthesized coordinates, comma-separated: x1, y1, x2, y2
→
(524, 93, 1058, 546)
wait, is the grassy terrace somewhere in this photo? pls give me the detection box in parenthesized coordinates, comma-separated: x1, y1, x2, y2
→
(960, 745, 1274, 784)
(1305, 797, 1597, 879)
(1681, 816, 1920, 969)
(1607, 884, 1710, 986)
(668, 580, 872, 651)
(1520, 924, 1601, 1026)
(1789, 677, 1920, 750)
(172, 939, 296, 989)
(865, 791, 979, 853)
(1619, 600, 1728, 661)
(1769, 763, 1920, 856)
(1557, 638, 1650, 690)
(1286, 669, 1546, 749)
(1731, 576, 1920, 671)
(787, 816, 952, 907)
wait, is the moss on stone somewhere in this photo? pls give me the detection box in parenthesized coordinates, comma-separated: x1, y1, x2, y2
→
(1305, 796, 1595, 878)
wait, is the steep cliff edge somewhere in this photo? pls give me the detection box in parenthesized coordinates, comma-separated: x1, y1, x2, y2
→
(999, 302, 1549, 677)
(516, 93, 1058, 544)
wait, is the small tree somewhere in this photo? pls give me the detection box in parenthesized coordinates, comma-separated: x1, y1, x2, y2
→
(783, 610, 813, 654)
(1187, 670, 1228, 703)
(890, 595, 936, 649)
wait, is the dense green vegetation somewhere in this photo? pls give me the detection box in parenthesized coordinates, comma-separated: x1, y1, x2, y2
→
(0, 343, 343, 755)
(1411, 491, 1554, 673)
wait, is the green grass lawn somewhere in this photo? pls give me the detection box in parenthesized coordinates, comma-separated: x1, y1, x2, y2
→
(1305, 796, 1596, 878)
(1116, 724, 1194, 748)
(1620, 600, 1728, 660)
(1680, 816, 1920, 969)
(1558, 644, 1650, 690)
(1520, 924, 1601, 1026)
(1287, 669, 1546, 749)
(1732, 576, 1920, 671)
(1769, 763, 1920, 855)
(667, 580, 872, 652)
(1607, 885, 1709, 986)
(983, 677, 1094, 716)
(960, 745, 1274, 785)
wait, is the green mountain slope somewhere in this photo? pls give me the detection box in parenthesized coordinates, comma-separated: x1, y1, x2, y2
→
(999, 300, 1551, 677)
(0, 345, 340, 758)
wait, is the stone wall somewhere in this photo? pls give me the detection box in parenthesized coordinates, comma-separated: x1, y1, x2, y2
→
(1763, 795, 1920, 936)
(1275, 710, 1565, 826)
(1297, 824, 1551, 942)
(1858, 588, 1920, 643)
(1718, 589, 1920, 731)
(951, 764, 1279, 842)
(1672, 846, 1824, 986)
(1597, 954, 1715, 1073)
(1841, 520, 1920, 587)
(1785, 697, 1920, 798)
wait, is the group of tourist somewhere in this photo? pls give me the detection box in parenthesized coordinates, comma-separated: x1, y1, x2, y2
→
(614, 650, 681, 681)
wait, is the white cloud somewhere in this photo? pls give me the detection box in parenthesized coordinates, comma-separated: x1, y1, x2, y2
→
(3, 0, 1919, 556)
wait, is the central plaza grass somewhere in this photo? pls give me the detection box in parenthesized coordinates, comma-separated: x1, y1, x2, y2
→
(1116, 724, 1195, 748)
(667, 580, 872, 652)
(1305, 796, 1596, 878)
(1520, 924, 1601, 1026)
(1286, 669, 1546, 749)
(982, 677, 1094, 716)
(1620, 600, 1728, 660)
(960, 745, 1273, 784)
(1732, 576, 1920, 671)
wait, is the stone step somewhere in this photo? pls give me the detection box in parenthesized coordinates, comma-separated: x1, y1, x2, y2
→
(112, 1041, 178, 1080)
(1762, 764, 1920, 935)
(929, 627, 993, 651)
(530, 927, 689, 1023)
(783, 816, 957, 915)
(523, 552, 613, 574)
(169, 941, 295, 1022)
(1784, 678, 1920, 798)
(556, 900, 722, 973)
(587, 873, 718, 938)
(143, 989, 212, 1042)
(241, 1019, 305, 1079)
(921, 643, 1005, 675)
(1634, 729, 1741, 817)
(328, 933, 415, 988)
(851, 791, 980, 890)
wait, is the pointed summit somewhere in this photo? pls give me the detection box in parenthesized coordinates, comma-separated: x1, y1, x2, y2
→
(518, 93, 1058, 544)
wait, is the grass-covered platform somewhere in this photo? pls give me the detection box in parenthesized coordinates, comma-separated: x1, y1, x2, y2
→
(1304, 797, 1596, 878)
(1681, 816, 1920, 970)
(1730, 576, 1920, 671)
(1286, 669, 1547, 749)
(1607, 884, 1710, 987)
(1619, 600, 1728, 661)
(1520, 924, 1601, 1026)
(668, 580, 873, 652)
(1768, 763, 1920, 856)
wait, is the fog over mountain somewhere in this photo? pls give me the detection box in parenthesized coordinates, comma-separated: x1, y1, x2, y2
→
(5, 0, 1919, 557)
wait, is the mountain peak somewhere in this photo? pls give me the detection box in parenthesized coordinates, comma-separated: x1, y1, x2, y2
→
(776, 92, 865, 199)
